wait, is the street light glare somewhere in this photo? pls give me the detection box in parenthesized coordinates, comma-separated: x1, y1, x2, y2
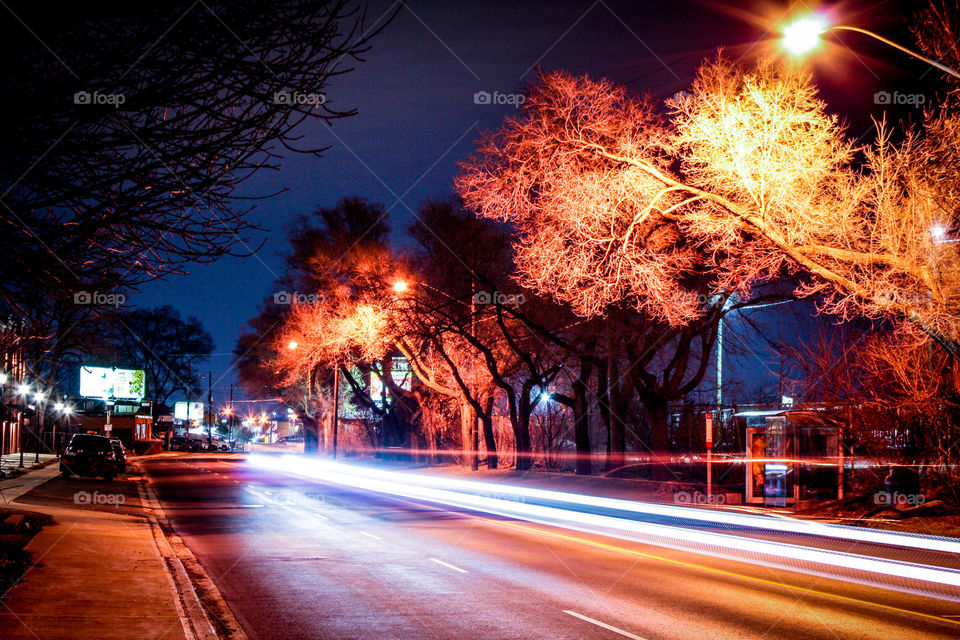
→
(16, 383, 30, 396)
(931, 224, 947, 241)
(287, 340, 299, 350)
(392, 280, 408, 293)
(782, 15, 827, 55)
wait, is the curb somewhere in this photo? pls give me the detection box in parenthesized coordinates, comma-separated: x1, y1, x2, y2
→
(133, 462, 248, 640)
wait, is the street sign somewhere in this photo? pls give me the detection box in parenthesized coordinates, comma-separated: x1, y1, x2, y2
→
(705, 412, 714, 447)
(104, 424, 112, 433)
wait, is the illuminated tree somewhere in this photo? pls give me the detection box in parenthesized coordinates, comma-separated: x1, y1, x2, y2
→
(458, 57, 960, 366)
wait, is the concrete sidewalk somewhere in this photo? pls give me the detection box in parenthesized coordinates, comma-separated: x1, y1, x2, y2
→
(1, 454, 58, 480)
(0, 463, 192, 640)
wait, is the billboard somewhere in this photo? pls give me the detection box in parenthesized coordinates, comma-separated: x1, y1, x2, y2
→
(79, 366, 145, 400)
(174, 401, 204, 421)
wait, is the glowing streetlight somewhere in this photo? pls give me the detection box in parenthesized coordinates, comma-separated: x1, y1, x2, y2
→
(0, 372, 8, 385)
(16, 383, 30, 397)
(782, 15, 827, 55)
(287, 340, 299, 350)
(392, 280, 409, 294)
(781, 15, 960, 79)
(932, 224, 948, 242)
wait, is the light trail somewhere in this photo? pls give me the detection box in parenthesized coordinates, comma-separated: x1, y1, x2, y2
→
(248, 454, 960, 602)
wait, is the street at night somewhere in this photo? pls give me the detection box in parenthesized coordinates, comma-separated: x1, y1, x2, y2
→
(4, 0, 960, 638)
(139, 453, 960, 639)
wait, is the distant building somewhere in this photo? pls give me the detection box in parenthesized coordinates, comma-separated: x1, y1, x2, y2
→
(0, 316, 27, 455)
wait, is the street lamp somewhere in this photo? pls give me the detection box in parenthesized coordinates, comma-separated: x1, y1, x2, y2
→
(781, 14, 960, 79)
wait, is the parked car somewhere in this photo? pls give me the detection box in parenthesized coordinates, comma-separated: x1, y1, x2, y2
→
(60, 434, 119, 481)
(110, 439, 127, 474)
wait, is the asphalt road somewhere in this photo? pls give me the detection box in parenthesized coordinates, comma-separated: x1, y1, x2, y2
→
(140, 454, 960, 640)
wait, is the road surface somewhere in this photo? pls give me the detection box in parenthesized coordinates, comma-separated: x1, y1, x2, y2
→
(140, 453, 960, 640)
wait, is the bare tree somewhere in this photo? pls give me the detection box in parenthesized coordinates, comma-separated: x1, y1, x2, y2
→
(1, 1, 395, 313)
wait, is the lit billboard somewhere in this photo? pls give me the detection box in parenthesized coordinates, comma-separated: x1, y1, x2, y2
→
(174, 401, 204, 421)
(79, 366, 145, 400)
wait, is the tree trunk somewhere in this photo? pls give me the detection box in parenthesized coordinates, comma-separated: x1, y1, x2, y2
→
(301, 412, 320, 455)
(597, 359, 612, 468)
(515, 383, 534, 471)
(573, 358, 592, 475)
(481, 393, 498, 469)
(645, 395, 671, 482)
(460, 399, 475, 468)
(606, 353, 626, 472)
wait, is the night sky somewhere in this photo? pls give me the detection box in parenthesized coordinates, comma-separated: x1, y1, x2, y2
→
(131, 0, 933, 400)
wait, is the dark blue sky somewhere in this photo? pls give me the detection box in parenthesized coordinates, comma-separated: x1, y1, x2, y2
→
(131, 0, 931, 400)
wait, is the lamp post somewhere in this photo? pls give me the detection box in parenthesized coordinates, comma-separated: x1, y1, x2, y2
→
(15, 382, 30, 468)
(781, 15, 960, 79)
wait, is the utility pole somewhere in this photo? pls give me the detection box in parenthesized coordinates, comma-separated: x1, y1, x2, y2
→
(207, 371, 212, 445)
(331, 362, 339, 459)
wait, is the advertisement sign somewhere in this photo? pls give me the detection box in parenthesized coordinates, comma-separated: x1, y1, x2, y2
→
(174, 401, 204, 421)
(79, 366, 145, 400)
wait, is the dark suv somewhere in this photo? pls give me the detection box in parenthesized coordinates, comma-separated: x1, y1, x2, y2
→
(60, 434, 120, 481)
(110, 439, 127, 474)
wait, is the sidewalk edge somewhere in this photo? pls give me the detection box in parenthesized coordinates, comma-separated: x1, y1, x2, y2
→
(134, 463, 248, 640)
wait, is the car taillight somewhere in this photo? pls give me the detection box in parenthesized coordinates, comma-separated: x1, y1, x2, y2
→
(105, 451, 115, 460)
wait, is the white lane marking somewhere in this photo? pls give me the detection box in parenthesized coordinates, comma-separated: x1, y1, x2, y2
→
(359, 531, 382, 541)
(430, 558, 468, 574)
(245, 486, 329, 520)
(562, 611, 648, 640)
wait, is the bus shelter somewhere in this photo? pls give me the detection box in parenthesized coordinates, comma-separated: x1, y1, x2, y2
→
(735, 410, 842, 506)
